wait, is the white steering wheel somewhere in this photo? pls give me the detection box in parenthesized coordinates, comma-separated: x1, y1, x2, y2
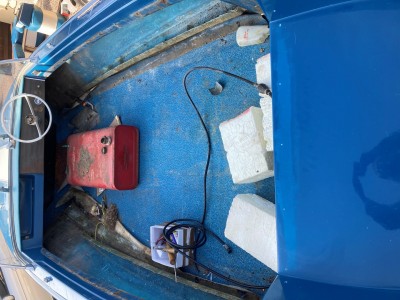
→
(0, 93, 53, 143)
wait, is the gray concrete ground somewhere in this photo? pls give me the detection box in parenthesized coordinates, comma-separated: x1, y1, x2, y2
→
(35, 0, 60, 12)
(35, 0, 86, 16)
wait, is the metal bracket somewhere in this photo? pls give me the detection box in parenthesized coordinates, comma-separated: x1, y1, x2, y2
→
(0, 134, 15, 149)
(0, 187, 9, 193)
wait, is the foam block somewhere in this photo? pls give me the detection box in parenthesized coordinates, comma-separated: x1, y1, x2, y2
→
(225, 194, 277, 272)
(219, 107, 273, 184)
(256, 53, 272, 90)
(260, 94, 274, 152)
(256, 54, 274, 157)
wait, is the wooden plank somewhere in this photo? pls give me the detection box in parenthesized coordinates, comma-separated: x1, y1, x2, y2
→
(20, 78, 46, 175)
(0, 22, 12, 60)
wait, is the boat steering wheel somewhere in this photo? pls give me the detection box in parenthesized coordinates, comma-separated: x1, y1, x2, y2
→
(0, 93, 53, 143)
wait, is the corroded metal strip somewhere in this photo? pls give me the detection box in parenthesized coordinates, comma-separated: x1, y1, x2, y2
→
(95, 13, 267, 95)
(82, 7, 245, 92)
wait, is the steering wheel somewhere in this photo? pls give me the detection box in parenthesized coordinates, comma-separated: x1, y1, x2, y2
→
(0, 93, 53, 143)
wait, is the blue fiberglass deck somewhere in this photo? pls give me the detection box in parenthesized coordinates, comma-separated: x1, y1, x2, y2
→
(55, 31, 275, 289)
(261, 0, 400, 299)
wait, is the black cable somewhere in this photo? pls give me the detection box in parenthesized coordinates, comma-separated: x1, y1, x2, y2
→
(162, 67, 271, 291)
(163, 220, 267, 290)
(183, 66, 271, 224)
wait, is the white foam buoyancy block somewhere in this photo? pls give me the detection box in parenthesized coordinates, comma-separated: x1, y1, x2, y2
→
(225, 194, 277, 272)
(256, 54, 274, 155)
(260, 94, 273, 152)
(219, 107, 273, 184)
(256, 53, 272, 90)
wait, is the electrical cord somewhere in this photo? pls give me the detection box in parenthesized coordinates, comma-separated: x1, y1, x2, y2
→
(163, 220, 268, 290)
(183, 66, 271, 224)
(162, 67, 271, 291)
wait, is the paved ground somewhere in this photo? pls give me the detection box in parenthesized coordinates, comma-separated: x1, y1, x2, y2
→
(35, 0, 60, 12)
(35, 0, 85, 16)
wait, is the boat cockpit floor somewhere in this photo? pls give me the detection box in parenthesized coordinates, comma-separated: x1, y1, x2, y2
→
(46, 29, 275, 297)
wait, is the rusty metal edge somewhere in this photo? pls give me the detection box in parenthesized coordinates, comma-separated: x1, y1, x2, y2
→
(82, 7, 245, 92)
(93, 13, 267, 95)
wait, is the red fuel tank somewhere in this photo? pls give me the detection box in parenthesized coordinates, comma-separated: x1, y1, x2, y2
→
(66, 125, 139, 190)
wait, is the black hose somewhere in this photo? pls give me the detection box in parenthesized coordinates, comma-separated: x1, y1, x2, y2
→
(161, 67, 271, 291)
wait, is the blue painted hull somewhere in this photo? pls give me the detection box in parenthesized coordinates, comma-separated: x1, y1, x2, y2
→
(3, 0, 400, 299)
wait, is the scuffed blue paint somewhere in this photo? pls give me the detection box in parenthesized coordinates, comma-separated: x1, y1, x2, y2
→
(0, 191, 12, 249)
(28, 0, 185, 75)
(65, 0, 235, 86)
(55, 30, 274, 289)
(42, 239, 222, 299)
(11, 83, 25, 252)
